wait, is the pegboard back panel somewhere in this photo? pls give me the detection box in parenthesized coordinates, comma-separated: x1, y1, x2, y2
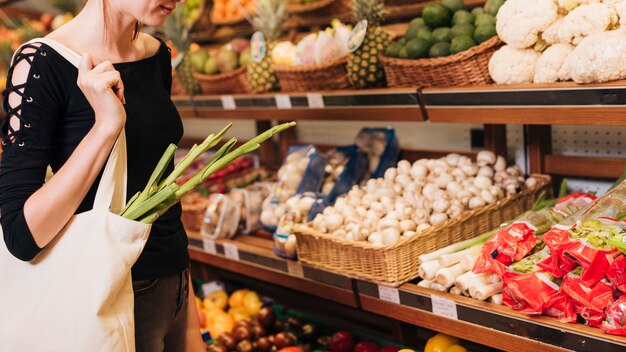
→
(552, 126, 626, 157)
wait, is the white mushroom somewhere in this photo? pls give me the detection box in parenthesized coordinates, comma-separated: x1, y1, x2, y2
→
(432, 198, 450, 213)
(469, 196, 487, 209)
(451, 168, 467, 180)
(382, 227, 401, 245)
(494, 156, 506, 172)
(474, 175, 493, 189)
(446, 182, 463, 194)
(477, 150, 497, 166)
(397, 160, 411, 175)
(461, 164, 478, 177)
(416, 223, 432, 232)
(410, 163, 428, 180)
(368, 232, 383, 245)
(430, 213, 449, 226)
(434, 173, 454, 189)
(400, 219, 417, 232)
(325, 213, 344, 232)
(525, 177, 538, 188)
(377, 217, 400, 231)
(384, 167, 398, 182)
(446, 153, 461, 167)
(481, 190, 496, 204)
(403, 231, 417, 237)
(478, 166, 495, 178)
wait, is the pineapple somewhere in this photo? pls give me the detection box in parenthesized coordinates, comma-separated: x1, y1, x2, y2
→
(347, 0, 390, 89)
(162, 7, 201, 95)
(247, 0, 287, 93)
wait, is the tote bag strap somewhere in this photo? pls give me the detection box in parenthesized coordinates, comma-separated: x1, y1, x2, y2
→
(15, 38, 128, 213)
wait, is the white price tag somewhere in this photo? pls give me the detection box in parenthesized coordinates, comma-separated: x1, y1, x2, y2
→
(378, 285, 401, 304)
(221, 95, 236, 110)
(223, 243, 240, 261)
(202, 239, 217, 255)
(275, 94, 292, 109)
(201, 281, 225, 297)
(431, 294, 458, 320)
(286, 260, 304, 278)
(306, 93, 325, 108)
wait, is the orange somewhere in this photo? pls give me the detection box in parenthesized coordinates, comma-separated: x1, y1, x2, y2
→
(206, 290, 229, 310)
(243, 291, 262, 316)
(209, 311, 235, 339)
(229, 289, 250, 308)
(228, 306, 251, 322)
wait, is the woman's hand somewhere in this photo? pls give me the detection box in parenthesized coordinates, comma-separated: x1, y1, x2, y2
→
(77, 53, 126, 133)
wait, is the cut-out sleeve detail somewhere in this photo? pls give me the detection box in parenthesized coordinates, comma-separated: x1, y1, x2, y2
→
(0, 43, 62, 261)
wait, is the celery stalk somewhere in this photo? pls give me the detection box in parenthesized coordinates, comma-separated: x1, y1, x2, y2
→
(159, 123, 233, 190)
(123, 144, 178, 215)
(124, 183, 179, 221)
(120, 191, 141, 217)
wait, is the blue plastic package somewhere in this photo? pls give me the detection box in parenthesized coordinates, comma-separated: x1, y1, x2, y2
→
(324, 145, 368, 204)
(354, 127, 400, 180)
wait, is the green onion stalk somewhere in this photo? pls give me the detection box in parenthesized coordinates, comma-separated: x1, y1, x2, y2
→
(120, 122, 296, 224)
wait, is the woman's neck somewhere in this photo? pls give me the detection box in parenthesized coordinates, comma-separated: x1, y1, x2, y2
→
(50, 0, 143, 63)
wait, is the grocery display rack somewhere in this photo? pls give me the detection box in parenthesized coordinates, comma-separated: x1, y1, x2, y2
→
(177, 79, 626, 352)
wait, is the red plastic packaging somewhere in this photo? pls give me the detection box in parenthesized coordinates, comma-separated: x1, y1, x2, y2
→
(607, 255, 626, 294)
(561, 276, 615, 327)
(543, 294, 577, 323)
(602, 296, 626, 336)
(502, 271, 560, 314)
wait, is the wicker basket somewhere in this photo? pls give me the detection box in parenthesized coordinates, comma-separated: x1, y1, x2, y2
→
(287, 0, 335, 13)
(182, 201, 209, 232)
(379, 36, 504, 88)
(273, 57, 350, 92)
(295, 174, 551, 287)
(193, 66, 252, 95)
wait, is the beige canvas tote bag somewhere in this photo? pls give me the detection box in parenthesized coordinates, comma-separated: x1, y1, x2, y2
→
(0, 38, 152, 351)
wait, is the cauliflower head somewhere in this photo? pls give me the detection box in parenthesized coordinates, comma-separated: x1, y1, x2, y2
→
(542, 16, 565, 45)
(567, 29, 626, 83)
(497, 0, 559, 49)
(558, 3, 618, 45)
(489, 45, 542, 84)
(534, 43, 575, 83)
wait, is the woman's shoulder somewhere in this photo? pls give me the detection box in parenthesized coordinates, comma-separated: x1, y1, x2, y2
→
(137, 33, 168, 60)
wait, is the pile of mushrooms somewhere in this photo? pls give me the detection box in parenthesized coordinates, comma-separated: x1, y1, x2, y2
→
(322, 149, 349, 195)
(311, 151, 537, 246)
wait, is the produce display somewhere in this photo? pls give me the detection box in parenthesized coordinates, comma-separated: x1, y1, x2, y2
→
(247, 0, 287, 92)
(212, 0, 256, 22)
(271, 20, 352, 66)
(273, 193, 326, 258)
(196, 287, 412, 352)
(190, 39, 251, 75)
(310, 151, 534, 245)
(465, 178, 626, 335)
(384, 0, 503, 60)
(489, 0, 626, 84)
(347, 0, 390, 88)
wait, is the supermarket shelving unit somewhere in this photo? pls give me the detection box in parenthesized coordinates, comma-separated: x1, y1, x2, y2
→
(178, 80, 626, 352)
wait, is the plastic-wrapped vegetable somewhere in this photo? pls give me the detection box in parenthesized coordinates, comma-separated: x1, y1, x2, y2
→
(541, 218, 621, 285)
(355, 127, 400, 180)
(273, 193, 328, 259)
(603, 296, 626, 336)
(561, 276, 615, 328)
(231, 188, 264, 234)
(200, 194, 242, 239)
(260, 146, 327, 231)
(474, 193, 596, 277)
(607, 255, 626, 294)
(321, 145, 367, 204)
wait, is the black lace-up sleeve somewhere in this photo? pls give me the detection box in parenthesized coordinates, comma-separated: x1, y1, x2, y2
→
(0, 43, 63, 261)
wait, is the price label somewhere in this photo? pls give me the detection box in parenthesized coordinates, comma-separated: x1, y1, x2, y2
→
(306, 93, 325, 108)
(223, 243, 240, 261)
(431, 294, 458, 320)
(275, 94, 292, 109)
(378, 285, 401, 304)
(201, 281, 225, 297)
(221, 95, 236, 110)
(287, 260, 304, 278)
(202, 239, 217, 255)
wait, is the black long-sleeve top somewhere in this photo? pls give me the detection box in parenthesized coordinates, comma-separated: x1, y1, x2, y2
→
(0, 38, 189, 280)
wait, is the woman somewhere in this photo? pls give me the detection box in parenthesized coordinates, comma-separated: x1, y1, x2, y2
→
(0, 0, 204, 350)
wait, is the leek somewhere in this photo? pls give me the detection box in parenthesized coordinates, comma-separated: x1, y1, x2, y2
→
(418, 230, 493, 263)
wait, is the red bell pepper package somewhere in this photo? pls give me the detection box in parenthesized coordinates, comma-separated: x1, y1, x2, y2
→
(542, 218, 621, 285)
(502, 271, 561, 314)
(607, 255, 626, 294)
(473, 193, 595, 277)
(561, 276, 615, 327)
(543, 293, 577, 323)
(602, 296, 626, 336)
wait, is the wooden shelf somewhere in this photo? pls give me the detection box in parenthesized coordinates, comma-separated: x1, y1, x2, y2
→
(173, 88, 424, 121)
(422, 82, 626, 126)
(356, 280, 626, 352)
(187, 230, 359, 307)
